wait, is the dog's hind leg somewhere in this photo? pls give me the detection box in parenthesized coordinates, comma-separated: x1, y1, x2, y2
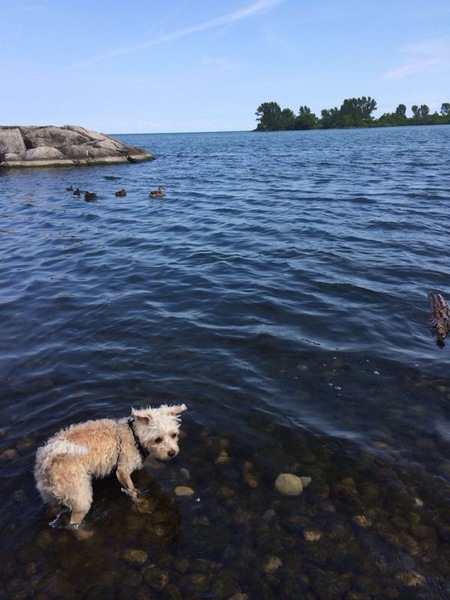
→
(66, 475, 93, 527)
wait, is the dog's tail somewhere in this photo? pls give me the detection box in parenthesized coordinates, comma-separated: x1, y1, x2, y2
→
(40, 438, 88, 458)
(35, 438, 88, 475)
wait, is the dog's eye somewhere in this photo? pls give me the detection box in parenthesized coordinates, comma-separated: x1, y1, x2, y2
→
(154, 437, 163, 444)
(171, 433, 178, 439)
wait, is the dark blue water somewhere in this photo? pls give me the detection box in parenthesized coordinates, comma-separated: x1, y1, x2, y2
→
(1, 126, 450, 599)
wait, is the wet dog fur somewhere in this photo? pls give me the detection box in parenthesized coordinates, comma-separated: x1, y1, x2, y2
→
(34, 404, 187, 527)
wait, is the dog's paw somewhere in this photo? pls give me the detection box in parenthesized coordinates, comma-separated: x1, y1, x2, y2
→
(121, 487, 138, 500)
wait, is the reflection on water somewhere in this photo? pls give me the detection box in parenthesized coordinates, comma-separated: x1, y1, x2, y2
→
(1, 127, 450, 598)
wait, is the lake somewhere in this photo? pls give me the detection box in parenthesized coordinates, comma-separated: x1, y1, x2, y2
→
(1, 126, 450, 599)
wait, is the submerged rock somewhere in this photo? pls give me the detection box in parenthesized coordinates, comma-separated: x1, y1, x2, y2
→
(174, 485, 195, 497)
(0, 125, 153, 167)
(263, 555, 283, 573)
(303, 528, 323, 542)
(122, 548, 148, 566)
(275, 473, 312, 496)
(141, 565, 169, 590)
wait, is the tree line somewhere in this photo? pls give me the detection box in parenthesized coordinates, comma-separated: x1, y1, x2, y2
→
(255, 98, 450, 131)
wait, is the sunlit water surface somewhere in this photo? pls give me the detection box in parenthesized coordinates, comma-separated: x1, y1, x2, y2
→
(1, 126, 450, 599)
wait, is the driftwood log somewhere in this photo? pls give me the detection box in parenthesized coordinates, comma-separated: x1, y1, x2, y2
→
(428, 291, 450, 346)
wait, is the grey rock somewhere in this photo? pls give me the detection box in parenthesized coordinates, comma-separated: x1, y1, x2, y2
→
(0, 128, 26, 155)
(0, 124, 153, 167)
(25, 147, 67, 161)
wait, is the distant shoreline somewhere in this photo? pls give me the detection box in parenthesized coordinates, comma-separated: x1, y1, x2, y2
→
(252, 121, 450, 133)
(255, 98, 450, 131)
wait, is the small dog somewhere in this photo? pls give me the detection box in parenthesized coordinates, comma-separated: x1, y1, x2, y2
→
(34, 404, 187, 527)
(428, 291, 450, 347)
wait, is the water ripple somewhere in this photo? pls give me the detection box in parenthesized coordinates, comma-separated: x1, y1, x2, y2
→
(1, 127, 450, 455)
(2, 127, 450, 598)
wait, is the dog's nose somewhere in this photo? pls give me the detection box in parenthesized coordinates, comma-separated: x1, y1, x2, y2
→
(167, 450, 176, 458)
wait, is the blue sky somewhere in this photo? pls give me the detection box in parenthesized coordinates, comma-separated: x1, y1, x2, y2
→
(2, 0, 449, 133)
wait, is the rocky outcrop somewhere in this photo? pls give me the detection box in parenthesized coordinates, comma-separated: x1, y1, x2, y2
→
(0, 125, 153, 167)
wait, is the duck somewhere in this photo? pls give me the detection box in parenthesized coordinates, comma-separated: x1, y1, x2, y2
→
(73, 188, 82, 196)
(84, 191, 97, 201)
(115, 188, 127, 197)
(149, 186, 165, 198)
(66, 186, 73, 191)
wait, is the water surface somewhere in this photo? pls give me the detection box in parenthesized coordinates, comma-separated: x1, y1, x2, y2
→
(1, 126, 450, 599)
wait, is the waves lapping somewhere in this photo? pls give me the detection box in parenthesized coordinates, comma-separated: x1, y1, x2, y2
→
(2, 128, 450, 598)
(1, 127, 450, 438)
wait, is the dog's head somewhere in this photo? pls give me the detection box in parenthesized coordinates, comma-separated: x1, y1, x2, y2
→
(131, 404, 187, 461)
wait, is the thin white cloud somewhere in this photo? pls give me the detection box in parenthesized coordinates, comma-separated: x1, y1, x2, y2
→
(70, 0, 283, 69)
(382, 38, 450, 80)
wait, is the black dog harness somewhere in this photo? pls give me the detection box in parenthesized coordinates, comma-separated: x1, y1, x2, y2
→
(127, 417, 150, 460)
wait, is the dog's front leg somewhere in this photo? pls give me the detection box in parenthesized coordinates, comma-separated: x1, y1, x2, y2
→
(116, 469, 137, 500)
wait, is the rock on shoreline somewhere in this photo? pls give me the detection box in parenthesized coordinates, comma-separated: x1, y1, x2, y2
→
(0, 125, 153, 168)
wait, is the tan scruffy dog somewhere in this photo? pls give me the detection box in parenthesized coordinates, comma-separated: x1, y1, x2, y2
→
(34, 404, 187, 527)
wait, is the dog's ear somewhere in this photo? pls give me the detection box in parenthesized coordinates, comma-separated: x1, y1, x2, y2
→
(166, 404, 188, 416)
(131, 408, 152, 424)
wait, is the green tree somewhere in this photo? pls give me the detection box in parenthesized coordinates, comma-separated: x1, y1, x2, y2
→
(320, 107, 340, 128)
(428, 111, 441, 124)
(255, 102, 296, 131)
(395, 104, 407, 118)
(339, 96, 377, 127)
(420, 104, 430, 119)
(295, 106, 318, 130)
(394, 104, 408, 124)
(378, 103, 408, 127)
(279, 108, 296, 130)
(411, 104, 431, 123)
(441, 103, 450, 124)
(319, 97, 377, 128)
(441, 103, 450, 116)
(255, 101, 282, 131)
(377, 112, 396, 126)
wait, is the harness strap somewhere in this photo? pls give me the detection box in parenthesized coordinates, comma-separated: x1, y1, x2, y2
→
(127, 417, 150, 460)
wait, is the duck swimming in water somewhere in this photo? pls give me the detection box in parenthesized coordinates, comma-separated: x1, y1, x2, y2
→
(84, 191, 97, 201)
(73, 188, 82, 196)
(149, 186, 164, 198)
(115, 188, 127, 197)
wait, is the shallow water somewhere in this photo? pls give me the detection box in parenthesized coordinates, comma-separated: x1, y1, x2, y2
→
(1, 126, 450, 599)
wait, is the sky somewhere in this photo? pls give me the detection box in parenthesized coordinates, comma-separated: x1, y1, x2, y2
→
(1, 0, 449, 133)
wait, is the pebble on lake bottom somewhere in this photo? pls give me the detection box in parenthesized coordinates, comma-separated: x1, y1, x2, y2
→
(303, 528, 323, 542)
(215, 449, 230, 464)
(274, 473, 312, 496)
(122, 549, 148, 566)
(174, 486, 195, 497)
(263, 555, 283, 573)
